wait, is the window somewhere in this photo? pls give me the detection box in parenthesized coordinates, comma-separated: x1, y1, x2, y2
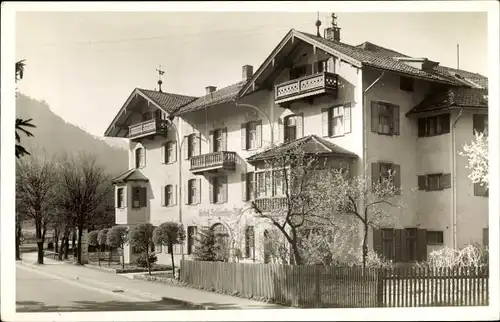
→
(273, 170, 285, 196)
(242, 121, 262, 150)
(255, 170, 286, 198)
(474, 182, 488, 197)
(313, 60, 327, 74)
(405, 228, 418, 262)
(400, 76, 414, 92)
(214, 129, 223, 152)
(187, 179, 200, 205)
(211, 176, 228, 204)
(322, 103, 352, 137)
(116, 187, 125, 208)
(164, 141, 176, 163)
(381, 229, 394, 261)
(289, 61, 326, 80)
(371, 102, 400, 136)
(372, 162, 401, 194)
(246, 172, 255, 201)
(131, 186, 147, 208)
(427, 231, 444, 245)
(330, 105, 344, 136)
(163, 185, 175, 206)
(473, 114, 488, 135)
(418, 173, 451, 191)
(284, 115, 297, 142)
(187, 226, 197, 255)
(290, 65, 308, 80)
(210, 128, 227, 153)
(185, 134, 200, 159)
(245, 226, 255, 260)
(135, 147, 145, 168)
(418, 114, 450, 137)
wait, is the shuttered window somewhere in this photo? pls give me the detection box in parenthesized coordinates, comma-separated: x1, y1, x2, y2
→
(242, 172, 255, 202)
(417, 114, 450, 138)
(321, 103, 352, 137)
(243, 120, 262, 150)
(164, 141, 177, 164)
(417, 173, 451, 191)
(212, 176, 228, 204)
(427, 231, 444, 245)
(371, 162, 401, 194)
(371, 101, 400, 136)
(374, 227, 428, 263)
(187, 179, 200, 205)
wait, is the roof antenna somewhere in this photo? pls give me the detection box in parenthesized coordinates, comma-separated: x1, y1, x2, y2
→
(156, 65, 165, 92)
(315, 11, 322, 37)
(456, 44, 460, 70)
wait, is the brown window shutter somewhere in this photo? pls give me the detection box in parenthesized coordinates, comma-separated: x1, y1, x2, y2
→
(208, 177, 214, 204)
(483, 227, 489, 246)
(373, 228, 382, 256)
(441, 114, 450, 134)
(222, 176, 228, 203)
(161, 185, 166, 206)
(241, 123, 247, 150)
(371, 162, 380, 187)
(139, 187, 147, 207)
(241, 173, 248, 202)
(473, 114, 484, 134)
(115, 188, 119, 208)
(343, 102, 352, 134)
(321, 108, 330, 137)
(222, 127, 227, 151)
(256, 120, 262, 147)
(371, 102, 379, 133)
(172, 141, 177, 163)
(417, 229, 428, 261)
(278, 118, 284, 143)
(418, 175, 427, 190)
(196, 178, 202, 204)
(400, 230, 408, 262)
(174, 184, 178, 205)
(393, 164, 401, 194)
(418, 118, 426, 137)
(208, 130, 214, 153)
(392, 105, 400, 135)
(161, 143, 166, 164)
(185, 181, 190, 205)
(440, 173, 451, 189)
(394, 229, 402, 263)
(296, 113, 304, 138)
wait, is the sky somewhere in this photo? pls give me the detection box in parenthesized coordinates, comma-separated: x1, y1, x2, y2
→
(16, 10, 488, 138)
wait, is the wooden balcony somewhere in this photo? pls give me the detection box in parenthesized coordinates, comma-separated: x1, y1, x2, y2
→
(254, 197, 287, 212)
(190, 151, 237, 174)
(128, 118, 168, 140)
(274, 72, 339, 105)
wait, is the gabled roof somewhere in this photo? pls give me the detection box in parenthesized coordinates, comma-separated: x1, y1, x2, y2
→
(136, 88, 198, 114)
(175, 81, 246, 115)
(407, 87, 488, 115)
(112, 168, 149, 184)
(104, 88, 197, 137)
(246, 135, 357, 163)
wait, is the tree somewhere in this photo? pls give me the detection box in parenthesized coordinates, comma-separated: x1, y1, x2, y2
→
(57, 152, 114, 265)
(322, 166, 402, 268)
(129, 223, 156, 275)
(251, 145, 336, 265)
(460, 130, 488, 191)
(88, 230, 100, 266)
(192, 228, 225, 262)
(15, 59, 36, 159)
(16, 155, 58, 264)
(98, 229, 109, 266)
(152, 222, 186, 278)
(107, 226, 129, 269)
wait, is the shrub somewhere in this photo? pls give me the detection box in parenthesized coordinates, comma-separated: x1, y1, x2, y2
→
(136, 252, 158, 268)
(425, 244, 488, 268)
(47, 241, 54, 250)
(192, 228, 226, 262)
(350, 250, 393, 268)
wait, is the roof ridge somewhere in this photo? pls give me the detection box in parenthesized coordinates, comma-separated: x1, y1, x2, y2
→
(136, 88, 199, 99)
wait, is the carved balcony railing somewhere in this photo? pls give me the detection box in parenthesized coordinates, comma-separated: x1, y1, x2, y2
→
(190, 151, 237, 174)
(254, 197, 288, 212)
(274, 72, 339, 105)
(128, 118, 168, 140)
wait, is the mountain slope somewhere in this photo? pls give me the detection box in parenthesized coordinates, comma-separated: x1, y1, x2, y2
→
(16, 94, 128, 176)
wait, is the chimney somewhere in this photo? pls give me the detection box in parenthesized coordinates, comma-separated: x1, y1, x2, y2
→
(242, 65, 253, 81)
(324, 13, 341, 42)
(205, 86, 217, 95)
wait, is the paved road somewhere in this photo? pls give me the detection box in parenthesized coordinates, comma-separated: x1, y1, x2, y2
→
(16, 265, 193, 312)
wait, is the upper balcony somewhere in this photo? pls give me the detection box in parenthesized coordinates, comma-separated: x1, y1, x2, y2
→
(128, 118, 168, 140)
(254, 197, 287, 213)
(190, 151, 237, 175)
(274, 72, 339, 105)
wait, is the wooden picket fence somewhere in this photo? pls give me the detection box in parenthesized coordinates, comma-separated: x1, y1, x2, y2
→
(180, 260, 489, 308)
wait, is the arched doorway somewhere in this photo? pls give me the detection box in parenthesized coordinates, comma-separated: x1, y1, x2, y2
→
(211, 223, 230, 262)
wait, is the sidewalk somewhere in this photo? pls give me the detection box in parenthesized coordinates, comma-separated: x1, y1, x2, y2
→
(19, 252, 285, 310)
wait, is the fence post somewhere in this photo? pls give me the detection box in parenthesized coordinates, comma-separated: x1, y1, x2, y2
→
(376, 268, 384, 307)
(314, 265, 321, 307)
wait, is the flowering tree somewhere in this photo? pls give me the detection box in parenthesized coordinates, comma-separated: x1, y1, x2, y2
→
(152, 222, 185, 278)
(107, 226, 129, 269)
(460, 130, 488, 190)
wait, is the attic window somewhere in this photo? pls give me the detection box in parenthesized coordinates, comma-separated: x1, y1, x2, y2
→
(400, 76, 414, 92)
